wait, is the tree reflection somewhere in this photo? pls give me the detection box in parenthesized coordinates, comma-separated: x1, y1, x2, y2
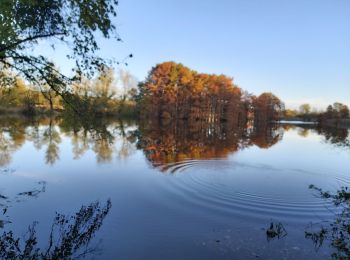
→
(134, 120, 283, 170)
(251, 124, 283, 149)
(0, 117, 28, 166)
(42, 119, 61, 165)
(306, 185, 350, 258)
(0, 116, 348, 168)
(59, 116, 123, 163)
(0, 116, 63, 167)
(60, 116, 138, 163)
(0, 116, 138, 165)
(116, 121, 136, 160)
(0, 199, 111, 259)
(316, 127, 350, 149)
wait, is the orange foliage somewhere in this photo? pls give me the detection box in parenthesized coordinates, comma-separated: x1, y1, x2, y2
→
(138, 62, 284, 126)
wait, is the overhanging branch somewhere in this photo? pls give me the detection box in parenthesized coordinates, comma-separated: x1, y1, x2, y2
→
(0, 32, 66, 53)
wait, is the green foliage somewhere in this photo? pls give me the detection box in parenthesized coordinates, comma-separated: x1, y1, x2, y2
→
(62, 67, 137, 117)
(0, 67, 137, 118)
(0, 0, 121, 98)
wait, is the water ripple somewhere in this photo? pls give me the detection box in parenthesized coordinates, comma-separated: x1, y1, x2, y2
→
(154, 159, 343, 223)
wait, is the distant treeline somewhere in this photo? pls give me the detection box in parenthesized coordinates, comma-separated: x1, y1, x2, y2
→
(285, 102, 350, 127)
(137, 62, 285, 126)
(1, 60, 349, 129)
(0, 67, 138, 118)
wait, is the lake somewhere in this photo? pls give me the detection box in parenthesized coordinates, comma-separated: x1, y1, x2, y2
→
(0, 117, 349, 259)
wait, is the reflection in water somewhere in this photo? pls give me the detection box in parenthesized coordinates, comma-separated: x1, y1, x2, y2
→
(59, 116, 137, 164)
(58, 116, 117, 163)
(306, 185, 350, 259)
(316, 127, 350, 149)
(0, 117, 349, 171)
(0, 116, 137, 166)
(43, 119, 61, 165)
(280, 124, 350, 151)
(135, 120, 283, 172)
(0, 117, 349, 259)
(0, 199, 111, 259)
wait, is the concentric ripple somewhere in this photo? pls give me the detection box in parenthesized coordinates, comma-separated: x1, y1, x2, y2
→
(153, 159, 347, 224)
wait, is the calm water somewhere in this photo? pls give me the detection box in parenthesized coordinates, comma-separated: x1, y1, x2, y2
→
(0, 117, 349, 259)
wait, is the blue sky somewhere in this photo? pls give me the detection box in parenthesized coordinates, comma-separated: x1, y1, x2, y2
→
(39, 0, 350, 110)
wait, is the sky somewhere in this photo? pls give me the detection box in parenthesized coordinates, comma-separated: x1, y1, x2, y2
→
(39, 0, 350, 110)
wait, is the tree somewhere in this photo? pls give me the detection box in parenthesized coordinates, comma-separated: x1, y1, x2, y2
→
(299, 103, 311, 115)
(340, 105, 350, 119)
(0, 0, 128, 104)
(284, 109, 298, 118)
(117, 69, 138, 101)
(92, 66, 117, 113)
(253, 93, 285, 125)
(116, 69, 138, 113)
(333, 102, 349, 119)
(39, 65, 63, 113)
(138, 62, 246, 125)
(326, 105, 334, 117)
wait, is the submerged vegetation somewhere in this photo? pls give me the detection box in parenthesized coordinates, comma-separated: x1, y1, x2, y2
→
(306, 185, 350, 259)
(0, 199, 112, 259)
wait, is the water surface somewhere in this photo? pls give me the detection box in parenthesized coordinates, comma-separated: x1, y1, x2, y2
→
(0, 117, 349, 259)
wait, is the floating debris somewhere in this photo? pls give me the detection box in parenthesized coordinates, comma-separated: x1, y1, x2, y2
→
(266, 222, 288, 241)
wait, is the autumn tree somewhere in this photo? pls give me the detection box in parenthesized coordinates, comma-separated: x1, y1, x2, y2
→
(138, 62, 247, 126)
(321, 103, 350, 120)
(284, 109, 298, 119)
(333, 102, 349, 119)
(253, 93, 285, 125)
